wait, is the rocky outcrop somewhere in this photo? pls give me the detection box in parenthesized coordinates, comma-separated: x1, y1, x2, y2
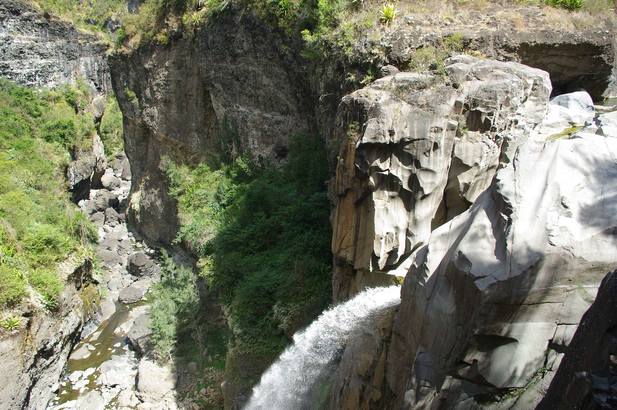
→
(109, 9, 311, 244)
(330, 56, 550, 301)
(538, 269, 617, 410)
(328, 58, 617, 409)
(0, 0, 110, 92)
(0, 264, 88, 410)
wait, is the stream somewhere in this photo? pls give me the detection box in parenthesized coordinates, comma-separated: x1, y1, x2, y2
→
(46, 161, 178, 410)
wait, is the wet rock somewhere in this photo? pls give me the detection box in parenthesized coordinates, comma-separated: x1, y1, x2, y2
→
(136, 359, 176, 401)
(98, 356, 136, 389)
(74, 390, 106, 410)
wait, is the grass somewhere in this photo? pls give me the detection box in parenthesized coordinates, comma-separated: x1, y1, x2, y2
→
(547, 125, 583, 140)
(0, 79, 98, 310)
(0, 315, 22, 331)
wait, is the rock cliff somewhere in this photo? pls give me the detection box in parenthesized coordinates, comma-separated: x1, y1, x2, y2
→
(110, 9, 311, 245)
(328, 57, 617, 409)
(0, 0, 110, 93)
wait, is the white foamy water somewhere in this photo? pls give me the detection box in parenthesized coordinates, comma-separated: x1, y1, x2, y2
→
(244, 286, 401, 410)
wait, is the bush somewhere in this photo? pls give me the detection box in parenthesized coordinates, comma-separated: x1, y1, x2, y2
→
(545, 0, 583, 9)
(0, 79, 97, 309)
(167, 134, 332, 355)
(29, 269, 64, 311)
(0, 315, 22, 331)
(99, 96, 124, 156)
(0, 266, 27, 308)
(380, 3, 397, 24)
(150, 253, 199, 360)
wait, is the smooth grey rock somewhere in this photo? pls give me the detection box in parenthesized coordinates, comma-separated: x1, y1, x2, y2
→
(69, 344, 92, 361)
(136, 359, 176, 401)
(101, 169, 122, 190)
(330, 56, 551, 300)
(74, 390, 106, 410)
(98, 356, 136, 389)
(127, 313, 153, 356)
(118, 284, 147, 304)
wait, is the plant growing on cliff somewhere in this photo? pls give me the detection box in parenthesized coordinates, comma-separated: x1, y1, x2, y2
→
(380, 3, 397, 24)
(0, 79, 96, 309)
(0, 315, 22, 332)
(167, 134, 332, 360)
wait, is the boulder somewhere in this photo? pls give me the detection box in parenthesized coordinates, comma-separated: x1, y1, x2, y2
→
(118, 279, 151, 304)
(101, 169, 122, 190)
(104, 207, 121, 227)
(127, 312, 153, 356)
(330, 56, 551, 300)
(127, 252, 159, 277)
(136, 359, 176, 401)
(93, 190, 119, 212)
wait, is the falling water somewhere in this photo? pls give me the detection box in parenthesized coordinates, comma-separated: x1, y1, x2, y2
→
(244, 285, 401, 410)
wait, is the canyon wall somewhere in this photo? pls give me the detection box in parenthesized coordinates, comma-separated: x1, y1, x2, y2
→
(0, 0, 110, 93)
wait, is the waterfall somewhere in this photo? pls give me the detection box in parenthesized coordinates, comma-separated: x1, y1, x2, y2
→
(244, 285, 401, 410)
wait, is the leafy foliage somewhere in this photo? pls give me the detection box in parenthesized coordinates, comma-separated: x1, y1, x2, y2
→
(0, 79, 96, 309)
(166, 134, 332, 355)
(545, 0, 583, 9)
(380, 3, 397, 24)
(99, 95, 124, 156)
(0, 315, 22, 331)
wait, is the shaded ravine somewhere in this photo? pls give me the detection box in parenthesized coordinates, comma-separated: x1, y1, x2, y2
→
(46, 158, 178, 410)
(244, 286, 401, 410)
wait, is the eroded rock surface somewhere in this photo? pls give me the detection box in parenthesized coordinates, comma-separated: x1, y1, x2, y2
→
(330, 56, 550, 301)
(329, 57, 617, 409)
(0, 0, 110, 92)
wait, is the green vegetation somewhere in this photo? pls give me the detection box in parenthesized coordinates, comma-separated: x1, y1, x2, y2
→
(547, 125, 583, 140)
(380, 3, 397, 24)
(546, 0, 583, 9)
(149, 252, 228, 408)
(165, 133, 331, 355)
(0, 315, 22, 331)
(0, 79, 97, 310)
(99, 95, 124, 156)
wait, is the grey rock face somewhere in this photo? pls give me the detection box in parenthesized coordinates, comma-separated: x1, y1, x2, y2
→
(328, 57, 617, 409)
(109, 10, 311, 244)
(0, 285, 84, 410)
(330, 56, 550, 301)
(538, 270, 617, 410)
(382, 91, 617, 408)
(136, 359, 176, 401)
(0, 0, 110, 92)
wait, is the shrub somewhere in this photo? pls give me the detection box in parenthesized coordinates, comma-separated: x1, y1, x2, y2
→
(150, 253, 199, 360)
(0, 315, 22, 331)
(42, 118, 77, 148)
(380, 3, 397, 24)
(99, 96, 124, 156)
(545, 0, 583, 9)
(29, 269, 64, 310)
(0, 265, 27, 308)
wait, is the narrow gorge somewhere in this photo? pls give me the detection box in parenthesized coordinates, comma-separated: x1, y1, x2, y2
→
(0, 0, 616, 409)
